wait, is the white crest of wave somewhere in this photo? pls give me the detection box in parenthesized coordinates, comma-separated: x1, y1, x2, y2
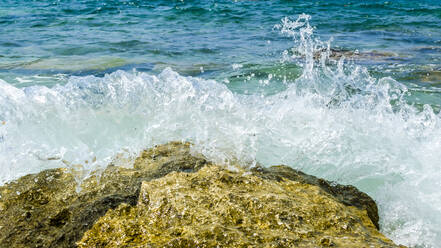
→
(0, 13, 440, 248)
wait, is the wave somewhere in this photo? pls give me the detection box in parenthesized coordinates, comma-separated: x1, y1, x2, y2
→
(1, 14, 441, 247)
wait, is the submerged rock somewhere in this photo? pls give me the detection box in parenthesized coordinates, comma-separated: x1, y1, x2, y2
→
(0, 141, 403, 247)
(313, 48, 401, 62)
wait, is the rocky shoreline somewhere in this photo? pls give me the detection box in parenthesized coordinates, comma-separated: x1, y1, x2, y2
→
(0, 142, 404, 247)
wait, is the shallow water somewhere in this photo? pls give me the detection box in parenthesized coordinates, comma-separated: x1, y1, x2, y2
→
(1, 1, 441, 247)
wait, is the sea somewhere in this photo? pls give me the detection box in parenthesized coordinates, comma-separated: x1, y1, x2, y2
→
(1, 1, 440, 247)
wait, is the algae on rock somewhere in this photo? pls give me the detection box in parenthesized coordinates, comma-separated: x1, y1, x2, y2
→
(79, 165, 401, 248)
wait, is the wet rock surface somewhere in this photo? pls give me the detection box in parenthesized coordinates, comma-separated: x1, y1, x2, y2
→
(252, 165, 380, 230)
(0, 142, 207, 248)
(0, 142, 404, 247)
(79, 165, 400, 248)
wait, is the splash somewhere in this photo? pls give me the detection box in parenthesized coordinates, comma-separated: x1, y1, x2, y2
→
(273, 15, 441, 247)
(0, 14, 441, 247)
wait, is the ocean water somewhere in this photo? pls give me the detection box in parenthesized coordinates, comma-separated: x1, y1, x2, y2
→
(1, 1, 441, 247)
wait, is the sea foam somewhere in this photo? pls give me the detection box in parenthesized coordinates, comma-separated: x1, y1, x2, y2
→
(0, 14, 440, 247)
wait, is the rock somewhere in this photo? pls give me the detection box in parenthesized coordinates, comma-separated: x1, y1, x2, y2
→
(313, 48, 400, 62)
(0, 141, 208, 248)
(413, 70, 441, 83)
(78, 165, 402, 248)
(133, 141, 211, 175)
(252, 165, 380, 229)
(0, 141, 404, 247)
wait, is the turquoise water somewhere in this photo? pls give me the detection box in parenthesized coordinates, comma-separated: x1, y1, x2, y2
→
(1, 1, 441, 247)
(1, 1, 441, 96)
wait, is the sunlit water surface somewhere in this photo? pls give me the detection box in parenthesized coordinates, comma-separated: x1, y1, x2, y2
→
(1, 1, 441, 247)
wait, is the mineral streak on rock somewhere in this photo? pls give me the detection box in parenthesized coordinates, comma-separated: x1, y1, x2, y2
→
(0, 141, 404, 247)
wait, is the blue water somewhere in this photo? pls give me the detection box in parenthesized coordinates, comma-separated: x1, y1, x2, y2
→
(1, 1, 441, 247)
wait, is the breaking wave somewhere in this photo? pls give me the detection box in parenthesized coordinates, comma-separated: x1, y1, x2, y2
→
(0, 14, 440, 247)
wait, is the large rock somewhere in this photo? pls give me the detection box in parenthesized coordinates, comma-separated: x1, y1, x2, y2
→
(0, 142, 209, 248)
(0, 141, 403, 247)
(78, 165, 401, 247)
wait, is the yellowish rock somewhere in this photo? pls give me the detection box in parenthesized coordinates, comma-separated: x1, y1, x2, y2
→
(0, 141, 209, 248)
(79, 165, 402, 248)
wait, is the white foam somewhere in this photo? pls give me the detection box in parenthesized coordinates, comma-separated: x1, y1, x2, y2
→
(0, 14, 440, 248)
